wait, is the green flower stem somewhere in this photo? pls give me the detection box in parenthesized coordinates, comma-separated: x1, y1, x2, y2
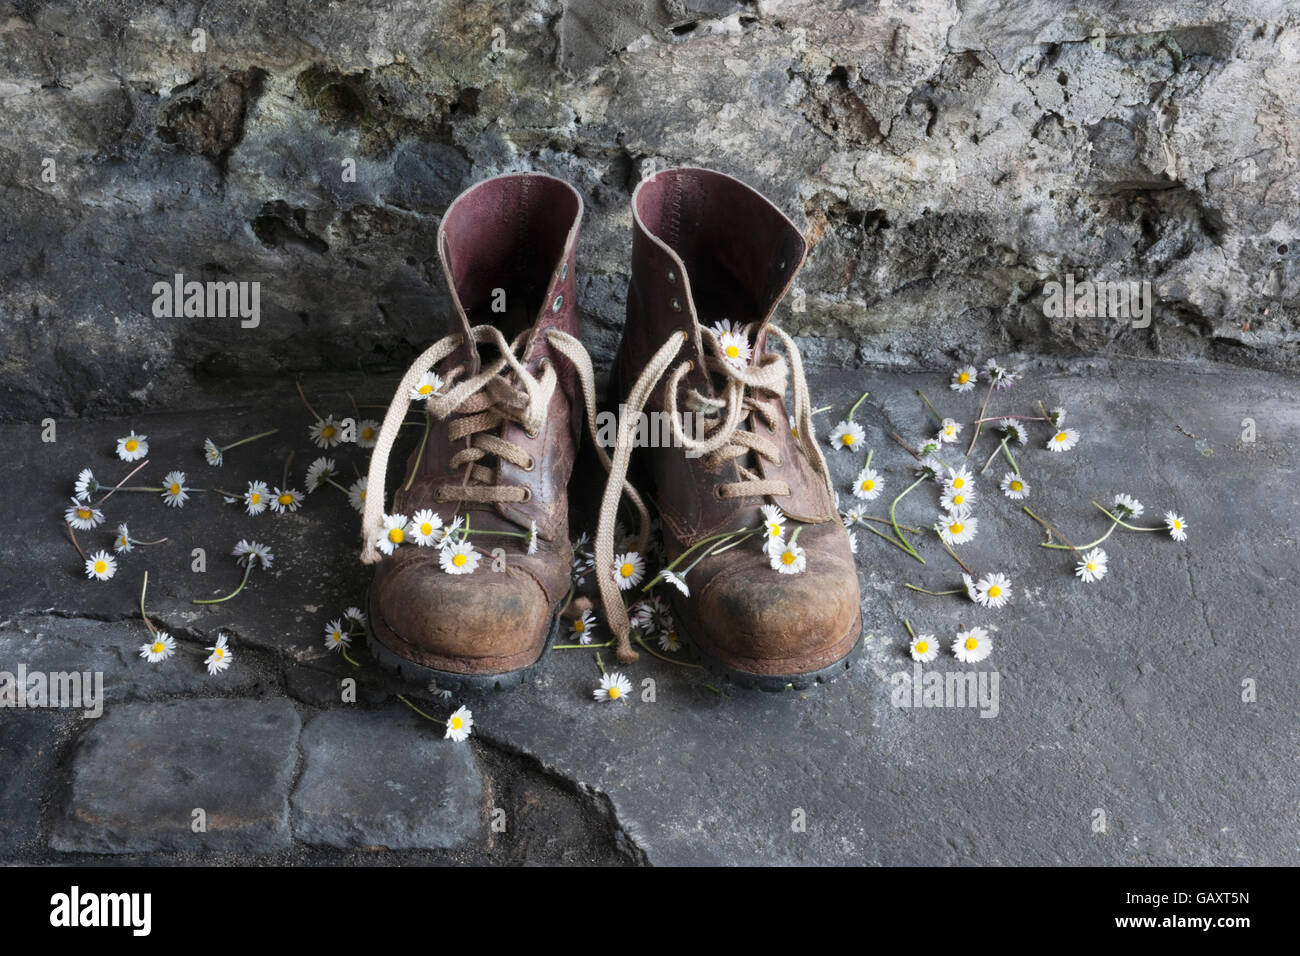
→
(133, 536, 169, 546)
(404, 411, 432, 492)
(1041, 520, 1119, 551)
(634, 632, 703, 669)
(903, 618, 917, 640)
(396, 694, 445, 725)
(811, 405, 832, 416)
(915, 389, 945, 423)
(296, 380, 323, 422)
(114, 486, 165, 492)
(221, 428, 278, 451)
(980, 440, 1004, 474)
(905, 583, 963, 596)
(594, 650, 606, 676)
(889, 477, 928, 563)
(325, 478, 352, 495)
(212, 488, 243, 499)
(1090, 501, 1164, 531)
(461, 529, 529, 540)
(854, 515, 922, 533)
(191, 562, 254, 605)
(642, 528, 748, 591)
(1022, 506, 1080, 551)
(554, 640, 614, 650)
(341, 647, 361, 668)
(700, 529, 758, 560)
(1002, 442, 1021, 476)
(139, 571, 157, 636)
(973, 415, 1043, 425)
(863, 523, 924, 561)
(847, 390, 871, 420)
(934, 531, 974, 575)
(964, 379, 997, 457)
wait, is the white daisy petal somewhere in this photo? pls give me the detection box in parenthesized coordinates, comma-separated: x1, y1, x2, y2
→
(952, 627, 991, 663)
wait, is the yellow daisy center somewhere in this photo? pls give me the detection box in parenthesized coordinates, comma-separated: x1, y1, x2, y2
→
(988, 585, 1002, 597)
(1086, 562, 1097, 572)
(215, 649, 224, 659)
(278, 493, 292, 506)
(608, 686, 621, 700)
(170, 483, 181, 495)
(322, 426, 336, 439)
(619, 562, 635, 578)
(841, 433, 855, 446)
(388, 527, 404, 544)
(360, 489, 367, 500)
(861, 479, 874, 491)
(725, 344, 740, 359)
(1173, 520, 1182, 529)
(915, 640, 929, 654)
(1055, 432, 1067, 442)
(152, 642, 164, 654)
(420, 522, 433, 535)
(418, 384, 434, 395)
(361, 427, 375, 441)
(451, 716, 463, 730)
(950, 523, 964, 535)
(574, 619, 586, 633)
(452, 553, 468, 567)
(952, 477, 965, 489)
(332, 631, 341, 642)
(125, 439, 138, 452)
(781, 550, 796, 565)
(768, 524, 780, 536)
(952, 494, 964, 505)
(1010, 481, 1023, 491)
(93, 560, 107, 574)
(964, 637, 978, 651)
(77, 508, 91, 520)
(958, 372, 970, 384)
(250, 493, 261, 505)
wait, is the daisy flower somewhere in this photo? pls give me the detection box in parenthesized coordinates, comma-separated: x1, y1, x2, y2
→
(631, 595, 669, 635)
(829, 420, 866, 451)
(1047, 407, 1067, 427)
(661, 569, 690, 596)
(434, 516, 464, 548)
(976, 572, 1012, 609)
(915, 455, 945, 481)
(204, 634, 233, 675)
(343, 606, 367, 627)
(445, 705, 473, 742)
(944, 466, 974, 493)
(847, 530, 858, 555)
(593, 671, 633, 702)
(789, 414, 800, 439)
(526, 520, 539, 555)
(612, 551, 645, 590)
(269, 487, 303, 514)
(84, 550, 117, 581)
(658, 628, 682, 653)
(410, 509, 444, 546)
(983, 358, 1018, 389)
(203, 438, 223, 466)
(74, 468, 99, 501)
(305, 457, 336, 493)
(937, 418, 962, 443)
(909, 633, 939, 663)
(1000, 472, 1030, 500)
(570, 608, 597, 644)
(841, 503, 867, 528)
(953, 627, 992, 663)
(950, 365, 977, 392)
(114, 523, 134, 553)
(717, 329, 752, 369)
(962, 573, 980, 602)
(852, 467, 884, 501)
(1164, 511, 1189, 541)
(1075, 548, 1108, 583)
(770, 539, 807, 574)
(347, 476, 368, 513)
(711, 319, 740, 336)
(440, 540, 480, 575)
(999, 419, 1028, 445)
(1113, 493, 1144, 519)
(232, 539, 274, 569)
(65, 497, 105, 530)
(940, 485, 977, 514)
(376, 513, 410, 555)
(409, 371, 444, 401)
(138, 632, 176, 663)
(917, 439, 941, 458)
(1046, 428, 1080, 452)
(309, 415, 344, 448)
(243, 480, 270, 516)
(760, 504, 786, 541)
(116, 432, 148, 461)
(161, 471, 190, 508)
(356, 419, 380, 448)
(935, 513, 978, 545)
(324, 619, 351, 652)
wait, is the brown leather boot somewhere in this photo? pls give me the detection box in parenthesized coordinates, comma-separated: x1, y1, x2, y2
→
(595, 167, 862, 690)
(358, 173, 592, 691)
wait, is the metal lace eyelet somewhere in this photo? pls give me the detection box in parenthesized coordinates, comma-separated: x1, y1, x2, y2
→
(560, 262, 568, 280)
(522, 455, 536, 472)
(552, 295, 563, 312)
(714, 485, 726, 499)
(667, 269, 676, 282)
(520, 487, 533, 502)
(525, 426, 539, 439)
(670, 298, 681, 312)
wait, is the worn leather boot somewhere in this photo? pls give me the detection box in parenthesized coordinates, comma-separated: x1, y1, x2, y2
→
(358, 173, 591, 690)
(596, 167, 862, 690)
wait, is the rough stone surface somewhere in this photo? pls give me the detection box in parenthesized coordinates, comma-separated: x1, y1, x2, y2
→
(291, 707, 484, 850)
(0, 714, 64, 854)
(2, 2, 1299, 422)
(50, 698, 301, 854)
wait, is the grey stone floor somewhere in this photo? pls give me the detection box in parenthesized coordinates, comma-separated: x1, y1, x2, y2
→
(2, 353, 1297, 865)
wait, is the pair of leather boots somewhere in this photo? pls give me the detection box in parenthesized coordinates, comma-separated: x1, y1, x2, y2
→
(358, 168, 861, 692)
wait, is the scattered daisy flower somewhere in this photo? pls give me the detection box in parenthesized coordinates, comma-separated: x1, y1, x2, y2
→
(203, 438, 223, 466)
(631, 595, 669, 636)
(841, 503, 867, 528)
(1046, 428, 1080, 452)
(65, 497, 105, 530)
(658, 628, 682, 653)
(909, 633, 939, 663)
(847, 530, 858, 555)
(376, 513, 410, 555)
(935, 514, 978, 545)
(612, 551, 645, 590)
(962, 573, 980, 603)
(940, 485, 977, 514)
(661, 569, 690, 596)
(74, 468, 99, 501)
(243, 480, 270, 516)
(717, 329, 753, 369)
(161, 471, 190, 508)
(852, 467, 884, 501)
(356, 419, 380, 448)
(1000, 472, 1030, 500)
(760, 503, 787, 542)
(138, 632, 176, 663)
(976, 572, 1012, 609)
(829, 420, 866, 451)
(306, 457, 336, 493)
(440, 539, 480, 575)
(1047, 406, 1067, 427)
(593, 671, 633, 702)
(204, 634, 233, 675)
(232, 539, 274, 569)
(269, 487, 303, 514)
(570, 609, 597, 644)
(116, 432, 148, 461)
(1075, 548, 1108, 583)
(445, 705, 473, 742)
(324, 619, 351, 652)
(944, 466, 973, 493)
(770, 539, 807, 574)
(999, 419, 1028, 445)
(84, 550, 117, 581)
(343, 606, 367, 627)
(113, 523, 133, 553)
(950, 365, 977, 392)
(915, 455, 945, 481)
(309, 415, 344, 449)
(711, 319, 740, 336)
(1113, 493, 1144, 518)
(409, 371, 444, 401)
(953, 627, 992, 663)
(1164, 511, 1189, 542)
(410, 509, 444, 546)
(346, 476, 368, 513)
(789, 414, 800, 439)
(917, 439, 942, 458)
(937, 418, 962, 443)
(434, 516, 464, 548)
(983, 358, 1018, 389)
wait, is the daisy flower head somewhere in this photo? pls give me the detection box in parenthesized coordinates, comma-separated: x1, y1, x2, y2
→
(976, 572, 1012, 609)
(116, 432, 148, 461)
(1046, 428, 1080, 452)
(138, 631, 176, 663)
(376, 513, 410, 555)
(434, 515, 464, 548)
(84, 550, 117, 581)
(950, 365, 977, 392)
(937, 418, 963, 444)
(711, 319, 740, 336)
(203, 438, 223, 466)
(852, 467, 884, 501)
(953, 627, 992, 663)
(935, 513, 978, 546)
(1000, 472, 1030, 500)
(270, 487, 303, 514)
(65, 497, 105, 530)
(356, 419, 380, 448)
(631, 595, 670, 636)
(612, 551, 645, 590)
(770, 539, 807, 574)
(440, 539, 481, 575)
(760, 503, 786, 540)
(717, 329, 752, 369)
(661, 569, 690, 597)
(1046, 406, 1067, 428)
(915, 455, 945, 481)
(909, 632, 939, 663)
(1075, 548, 1108, 583)
(829, 419, 866, 451)
(305, 457, 336, 493)
(917, 439, 942, 458)
(74, 468, 99, 501)
(114, 523, 133, 553)
(324, 619, 351, 652)
(962, 573, 980, 603)
(161, 471, 190, 508)
(999, 419, 1028, 445)
(841, 503, 866, 528)
(232, 539, 274, 569)
(983, 358, 1018, 389)
(309, 415, 344, 449)
(658, 628, 682, 653)
(205, 634, 233, 675)
(1113, 493, 1144, 518)
(940, 485, 977, 515)
(347, 476, 368, 513)
(410, 509, 444, 546)
(445, 705, 473, 742)
(944, 466, 973, 493)
(343, 606, 367, 627)
(789, 414, 800, 440)
(1164, 511, 1189, 542)
(409, 371, 444, 402)
(570, 608, 598, 644)
(244, 480, 270, 516)
(593, 671, 633, 702)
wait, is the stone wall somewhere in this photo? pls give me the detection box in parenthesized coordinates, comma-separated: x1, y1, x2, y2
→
(1, 0, 1297, 421)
